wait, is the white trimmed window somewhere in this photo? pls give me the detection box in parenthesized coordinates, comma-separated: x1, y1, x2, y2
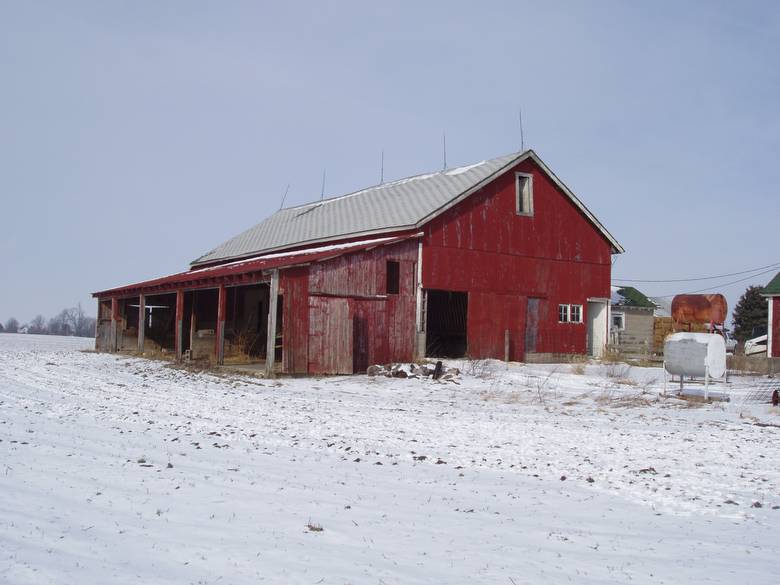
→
(516, 172, 534, 216)
(559, 303, 583, 324)
(612, 312, 625, 331)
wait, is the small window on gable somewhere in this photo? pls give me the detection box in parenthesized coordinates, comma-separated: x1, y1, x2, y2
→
(570, 304, 582, 323)
(386, 260, 400, 294)
(558, 304, 569, 323)
(516, 172, 533, 216)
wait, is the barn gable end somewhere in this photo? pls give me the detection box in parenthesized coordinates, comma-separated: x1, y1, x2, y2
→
(420, 157, 613, 361)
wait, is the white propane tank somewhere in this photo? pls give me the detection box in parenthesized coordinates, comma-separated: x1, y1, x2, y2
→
(664, 332, 726, 379)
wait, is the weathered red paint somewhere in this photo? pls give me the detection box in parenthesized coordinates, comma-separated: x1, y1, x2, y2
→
(422, 158, 612, 358)
(279, 267, 310, 375)
(302, 239, 418, 374)
(307, 296, 353, 374)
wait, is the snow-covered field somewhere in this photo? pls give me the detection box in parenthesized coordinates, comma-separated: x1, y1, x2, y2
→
(1, 333, 778, 584)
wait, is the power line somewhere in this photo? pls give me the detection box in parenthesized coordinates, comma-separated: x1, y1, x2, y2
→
(653, 266, 779, 298)
(614, 260, 780, 283)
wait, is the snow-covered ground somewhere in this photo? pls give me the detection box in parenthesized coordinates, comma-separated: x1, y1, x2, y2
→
(1, 333, 778, 584)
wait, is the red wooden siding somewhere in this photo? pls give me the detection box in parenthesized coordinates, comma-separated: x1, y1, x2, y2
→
(306, 240, 418, 374)
(308, 296, 353, 374)
(467, 292, 525, 360)
(422, 158, 612, 359)
(279, 267, 310, 374)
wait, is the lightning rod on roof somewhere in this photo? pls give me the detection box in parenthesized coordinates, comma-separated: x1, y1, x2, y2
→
(519, 107, 525, 151)
(320, 168, 326, 200)
(442, 131, 447, 170)
(380, 149, 384, 184)
(279, 183, 290, 210)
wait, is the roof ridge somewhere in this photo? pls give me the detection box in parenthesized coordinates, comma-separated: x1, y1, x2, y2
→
(280, 151, 520, 213)
(190, 149, 624, 266)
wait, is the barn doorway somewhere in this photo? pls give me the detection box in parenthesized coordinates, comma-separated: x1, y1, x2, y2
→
(587, 300, 608, 358)
(223, 283, 269, 363)
(525, 297, 543, 356)
(143, 292, 177, 353)
(425, 290, 468, 358)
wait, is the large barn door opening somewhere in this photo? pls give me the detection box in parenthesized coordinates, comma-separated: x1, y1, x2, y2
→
(425, 290, 468, 358)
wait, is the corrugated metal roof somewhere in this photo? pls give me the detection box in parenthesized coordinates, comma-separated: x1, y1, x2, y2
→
(192, 149, 623, 266)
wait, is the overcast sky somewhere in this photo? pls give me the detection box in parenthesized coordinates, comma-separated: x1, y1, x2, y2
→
(2, 1, 779, 325)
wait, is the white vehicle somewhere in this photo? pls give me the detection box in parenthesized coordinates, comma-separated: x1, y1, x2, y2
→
(744, 334, 768, 356)
(723, 331, 737, 354)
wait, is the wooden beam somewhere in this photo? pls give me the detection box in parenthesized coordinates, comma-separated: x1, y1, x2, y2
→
(175, 289, 184, 361)
(216, 284, 227, 365)
(265, 270, 279, 378)
(189, 291, 197, 360)
(110, 298, 119, 352)
(95, 299, 101, 351)
(138, 294, 146, 353)
(415, 240, 425, 359)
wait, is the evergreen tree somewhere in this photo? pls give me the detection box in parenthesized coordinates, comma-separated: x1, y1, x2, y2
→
(732, 285, 768, 341)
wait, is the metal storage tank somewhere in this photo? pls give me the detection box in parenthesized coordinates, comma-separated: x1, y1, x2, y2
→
(663, 332, 727, 399)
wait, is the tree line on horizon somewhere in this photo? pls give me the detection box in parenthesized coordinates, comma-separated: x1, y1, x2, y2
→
(1, 304, 96, 338)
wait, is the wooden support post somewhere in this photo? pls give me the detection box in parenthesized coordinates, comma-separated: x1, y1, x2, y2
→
(414, 241, 425, 360)
(175, 289, 184, 362)
(265, 270, 280, 378)
(95, 299, 101, 351)
(216, 284, 227, 365)
(110, 298, 119, 352)
(189, 292, 197, 360)
(137, 294, 146, 353)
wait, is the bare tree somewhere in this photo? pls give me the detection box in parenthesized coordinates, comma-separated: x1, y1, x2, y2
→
(29, 315, 47, 334)
(45, 305, 96, 337)
(47, 311, 69, 336)
(4, 318, 19, 333)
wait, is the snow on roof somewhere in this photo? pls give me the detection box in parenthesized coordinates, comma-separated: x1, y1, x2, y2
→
(611, 286, 656, 309)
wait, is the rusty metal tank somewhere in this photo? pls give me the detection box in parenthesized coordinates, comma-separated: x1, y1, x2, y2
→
(671, 294, 728, 329)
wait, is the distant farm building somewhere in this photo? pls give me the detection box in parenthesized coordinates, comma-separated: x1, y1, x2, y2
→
(93, 150, 624, 375)
(609, 286, 656, 358)
(762, 272, 780, 358)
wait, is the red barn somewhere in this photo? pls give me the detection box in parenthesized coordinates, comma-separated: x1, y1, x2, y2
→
(93, 150, 623, 375)
(762, 272, 780, 358)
